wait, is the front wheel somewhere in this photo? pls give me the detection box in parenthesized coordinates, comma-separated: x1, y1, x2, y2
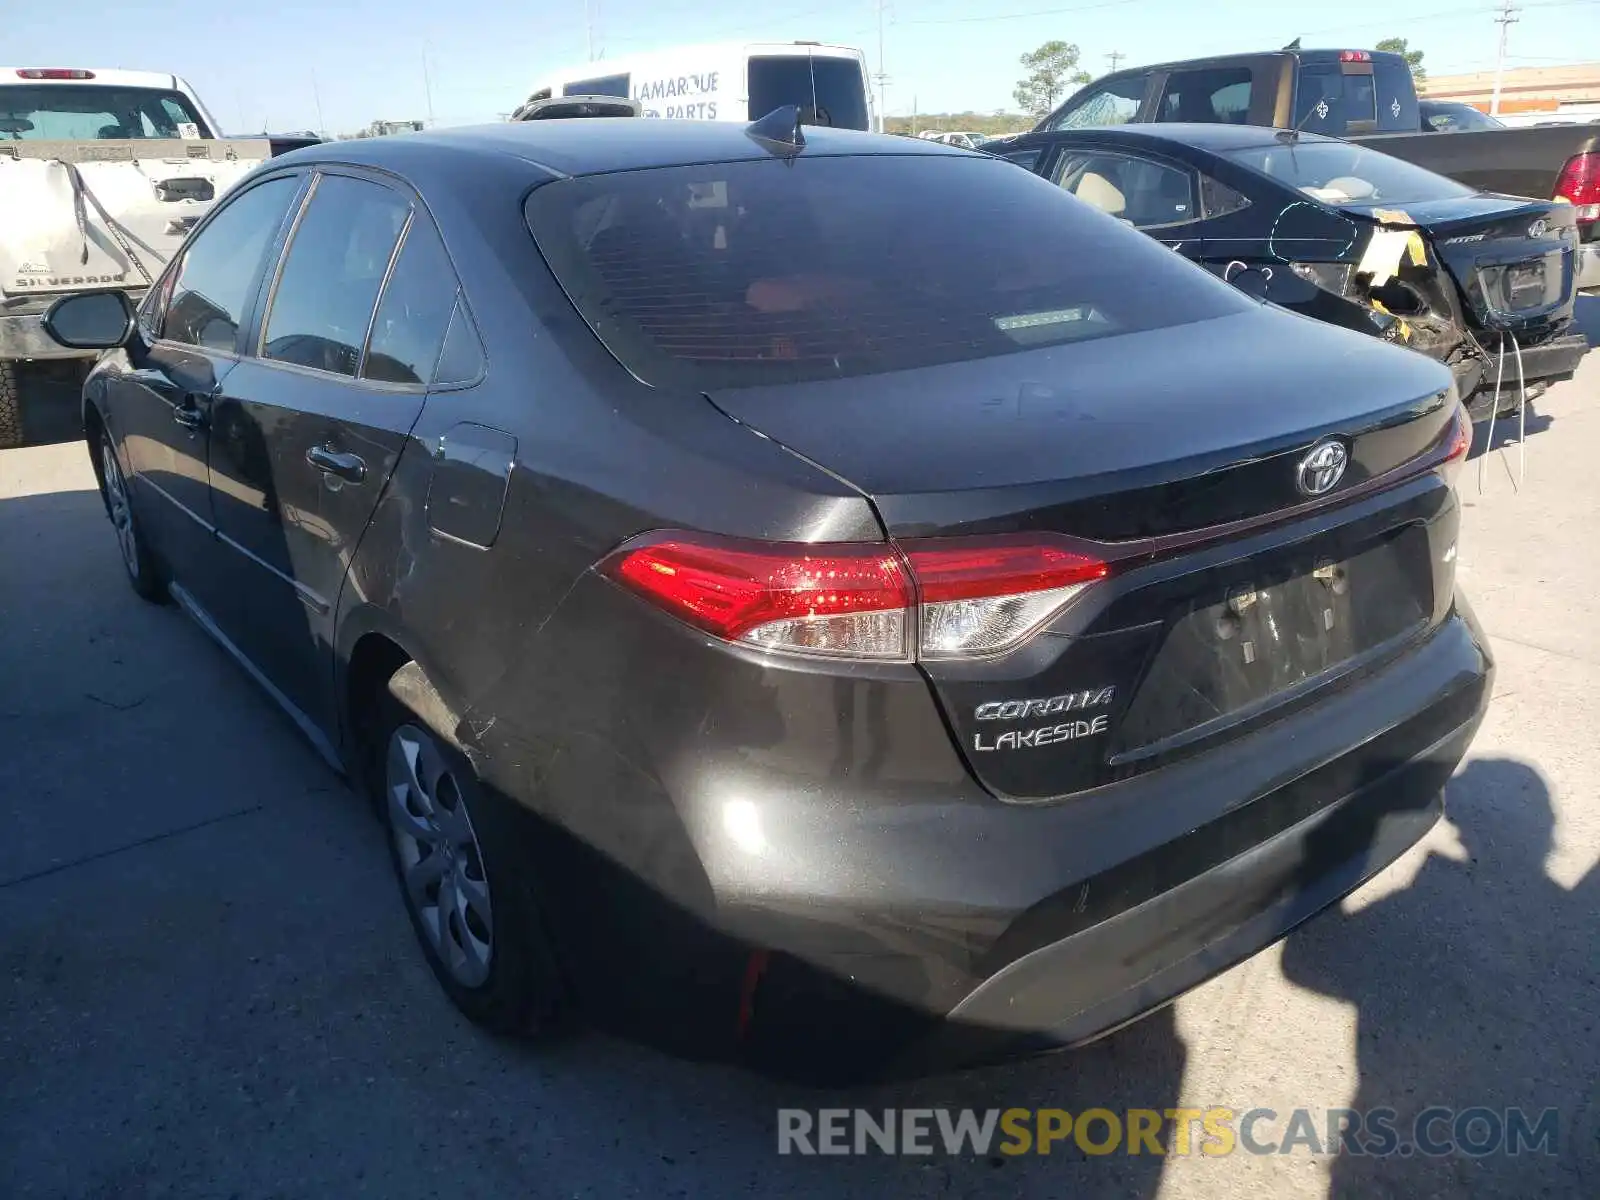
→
(99, 430, 166, 602)
(374, 673, 567, 1037)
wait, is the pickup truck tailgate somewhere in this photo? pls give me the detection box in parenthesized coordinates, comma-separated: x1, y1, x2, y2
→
(0, 138, 270, 299)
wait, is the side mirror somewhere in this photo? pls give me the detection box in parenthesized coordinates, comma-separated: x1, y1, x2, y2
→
(41, 289, 136, 351)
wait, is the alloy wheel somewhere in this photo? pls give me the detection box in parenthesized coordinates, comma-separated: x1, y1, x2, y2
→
(385, 723, 495, 988)
(101, 438, 140, 580)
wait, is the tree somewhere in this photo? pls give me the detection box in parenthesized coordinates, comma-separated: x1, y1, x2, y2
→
(1375, 37, 1426, 83)
(1013, 41, 1092, 119)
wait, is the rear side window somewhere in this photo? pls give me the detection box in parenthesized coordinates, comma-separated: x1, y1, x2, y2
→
(163, 176, 299, 352)
(362, 216, 459, 385)
(262, 174, 409, 377)
(1001, 147, 1043, 171)
(1372, 57, 1420, 131)
(1052, 151, 1197, 228)
(525, 154, 1249, 389)
(564, 73, 630, 98)
(1158, 67, 1254, 124)
(747, 55, 869, 130)
(1045, 73, 1151, 130)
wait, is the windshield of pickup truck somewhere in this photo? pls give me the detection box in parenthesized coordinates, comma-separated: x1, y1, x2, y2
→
(1224, 141, 1477, 206)
(0, 85, 209, 140)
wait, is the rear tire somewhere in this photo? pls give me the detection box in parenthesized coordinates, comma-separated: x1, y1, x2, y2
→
(98, 429, 167, 603)
(370, 667, 568, 1038)
(0, 361, 21, 450)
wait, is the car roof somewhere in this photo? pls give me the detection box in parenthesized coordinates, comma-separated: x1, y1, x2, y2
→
(1025, 123, 1342, 153)
(274, 119, 968, 179)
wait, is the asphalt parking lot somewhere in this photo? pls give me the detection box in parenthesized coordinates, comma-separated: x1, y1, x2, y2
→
(2, 312, 1597, 1199)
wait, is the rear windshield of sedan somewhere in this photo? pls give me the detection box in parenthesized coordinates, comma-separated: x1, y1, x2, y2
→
(524, 153, 1251, 389)
(1223, 141, 1476, 207)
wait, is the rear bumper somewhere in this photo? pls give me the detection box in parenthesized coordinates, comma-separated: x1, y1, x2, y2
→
(727, 601, 1491, 1073)
(0, 291, 144, 360)
(1460, 331, 1589, 419)
(1576, 242, 1600, 293)
(0, 308, 91, 361)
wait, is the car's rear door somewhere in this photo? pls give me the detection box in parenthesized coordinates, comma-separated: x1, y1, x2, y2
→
(204, 169, 458, 740)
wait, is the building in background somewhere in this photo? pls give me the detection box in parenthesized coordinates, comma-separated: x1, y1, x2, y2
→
(1421, 62, 1600, 123)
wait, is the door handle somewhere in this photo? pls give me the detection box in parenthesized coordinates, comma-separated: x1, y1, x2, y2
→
(171, 401, 205, 430)
(306, 444, 367, 484)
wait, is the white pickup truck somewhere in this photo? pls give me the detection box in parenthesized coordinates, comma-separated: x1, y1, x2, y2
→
(0, 68, 275, 446)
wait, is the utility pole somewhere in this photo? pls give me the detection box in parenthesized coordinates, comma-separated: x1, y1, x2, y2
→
(422, 46, 436, 127)
(586, 0, 596, 61)
(1490, 0, 1520, 116)
(1107, 50, 1125, 72)
(875, 0, 890, 133)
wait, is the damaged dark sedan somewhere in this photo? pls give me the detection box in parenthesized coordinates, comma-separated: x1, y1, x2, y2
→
(989, 123, 1588, 419)
(44, 115, 1490, 1079)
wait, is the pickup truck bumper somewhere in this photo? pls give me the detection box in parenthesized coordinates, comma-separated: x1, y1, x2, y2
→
(0, 292, 143, 361)
(1577, 242, 1600, 293)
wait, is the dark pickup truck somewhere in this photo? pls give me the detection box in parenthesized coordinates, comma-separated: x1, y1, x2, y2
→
(1035, 48, 1600, 290)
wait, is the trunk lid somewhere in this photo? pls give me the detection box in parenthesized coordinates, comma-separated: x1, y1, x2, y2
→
(1339, 193, 1580, 338)
(710, 304, 1463, 801)
(708, 304, 1454, 540)
(0, 138, 269, 300)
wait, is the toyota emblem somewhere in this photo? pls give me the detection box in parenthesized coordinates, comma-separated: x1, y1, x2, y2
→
(1296, 439, 1348, 496)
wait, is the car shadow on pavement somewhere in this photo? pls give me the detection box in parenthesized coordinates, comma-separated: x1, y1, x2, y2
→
(1280, 757, 1599, 1197)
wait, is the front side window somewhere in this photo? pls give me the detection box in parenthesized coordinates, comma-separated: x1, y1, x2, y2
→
(262, 174, 410, 378)
(1001, 147, 1043, 172)
(1158, 68, 1254, 124)
(362, 216, 460, 386)
(1045, 73, 1151, 131)
(163, 176, 300, 352)
(0, 85, 208, 140)
(1053, 151, 1197, 228)
(747, 55, 870, 130)
(526, 154, 1248, 389)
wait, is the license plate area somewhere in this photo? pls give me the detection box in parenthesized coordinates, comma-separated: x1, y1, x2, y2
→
(1111, 528, 1431, 757)
(1479, 252, 1563, 315)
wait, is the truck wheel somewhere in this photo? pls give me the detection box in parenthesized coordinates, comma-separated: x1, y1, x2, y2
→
(0, 361, 21, 450)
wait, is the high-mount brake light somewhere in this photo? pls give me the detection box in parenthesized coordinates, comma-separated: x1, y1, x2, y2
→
(16, 68, 95, 80)
(1338, 50, 1372, 62)
(604, 533, 1110, 662)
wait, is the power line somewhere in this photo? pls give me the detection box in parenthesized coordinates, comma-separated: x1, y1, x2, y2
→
(897, 0, 1137, 27)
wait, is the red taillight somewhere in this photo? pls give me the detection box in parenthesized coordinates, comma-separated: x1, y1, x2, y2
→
(16, 68, 95, 80)
(604, 533, 1109, 661)
(611, 539, 911, 657)
(1339, 50, 1372, 62)
(1554, 152, 1600, 226)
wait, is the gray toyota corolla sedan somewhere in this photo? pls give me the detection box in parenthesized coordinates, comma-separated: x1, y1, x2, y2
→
(40, 112, 1489, 1077)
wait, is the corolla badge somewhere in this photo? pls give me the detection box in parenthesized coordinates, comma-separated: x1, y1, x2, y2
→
(1528, 218, 1549, 239)
(1296, 439, 1348, 497)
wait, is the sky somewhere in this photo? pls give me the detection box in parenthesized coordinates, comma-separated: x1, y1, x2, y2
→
(3, 0, 1597, 133)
